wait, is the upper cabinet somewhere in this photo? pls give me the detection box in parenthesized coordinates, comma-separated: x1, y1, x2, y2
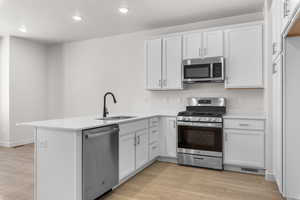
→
(272, 0, 283, 60)
(146, 34, 183, 90)
(145, 39, 162, 90)
(224, 24, 263, 88)
(162, 35, 183, 89)
(183, 30, 223, 59)
(280, 0, 300, 33)
(145, 22, 264, 90)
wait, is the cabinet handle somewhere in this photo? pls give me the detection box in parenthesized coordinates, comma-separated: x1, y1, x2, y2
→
(273, 63, 277, 74)
(272, 43, 277, 55)
(134, 136, 137, 146)
(239, 123, 250, 127)
(163, 80, 167, 87)
(173, 120, 176, 128)
(224, 133, 228, 142)
(138, 136, 140, 145)
(284, 0, 290, 17)
(152, 146, 157, 150)
(203, 48, 207, 57)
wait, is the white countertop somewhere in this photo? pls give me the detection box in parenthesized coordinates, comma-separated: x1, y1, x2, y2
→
(18, 113, 172, 131)
(18, 112, 266, 131)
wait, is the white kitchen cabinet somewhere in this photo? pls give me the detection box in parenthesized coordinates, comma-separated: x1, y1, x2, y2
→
(183, 32, 202, 59)
(145, 35, 183, 90)
(146, 39, 162, 90)
(162, 35, 183, 89)
(160, 117, 177, 158)
(135, 129, 149, 169)
(272, 55, 283, 193)
(224, 129, 265, 168)
(203, 30, 224, 57)
(281, 0, 300, 33)
(183, 30, 223, 59)
(272, 0, 283, 60)
(119, 132, 136, 180)
(224, 24, 263, 88)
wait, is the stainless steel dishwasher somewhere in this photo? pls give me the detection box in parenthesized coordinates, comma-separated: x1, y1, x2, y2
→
(82, 124, 119, 200)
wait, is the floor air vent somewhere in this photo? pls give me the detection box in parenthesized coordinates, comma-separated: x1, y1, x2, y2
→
(241, 168, 259, 173)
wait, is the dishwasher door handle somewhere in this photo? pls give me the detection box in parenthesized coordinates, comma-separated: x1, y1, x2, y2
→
(85, 128, 119, 139)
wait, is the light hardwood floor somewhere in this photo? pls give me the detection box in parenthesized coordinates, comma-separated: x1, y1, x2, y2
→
(0, 144, 281, 200)
(0, 144, 34, 200)
(103, 162, 282, 200)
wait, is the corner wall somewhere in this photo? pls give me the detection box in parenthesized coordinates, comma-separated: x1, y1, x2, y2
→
(0, 36, 49, 147)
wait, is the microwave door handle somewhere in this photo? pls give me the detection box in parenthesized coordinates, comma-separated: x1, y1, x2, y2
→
(210, 64, 213, 78)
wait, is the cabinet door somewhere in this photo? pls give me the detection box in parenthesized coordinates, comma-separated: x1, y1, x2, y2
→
(272, 0, 282, 60)
(162, 35, 183, 89)
(119, 132, 136, 180)
(272, 56, 283, 193)
(183, 32, 202, 59)
(146, 39, 162, 90)
(135, 129, 149, 169)
(203, 30, 223, 57)
(224, 129, 265, 168)
(160, 117, 177, 158)
(225, 25, 263, 88)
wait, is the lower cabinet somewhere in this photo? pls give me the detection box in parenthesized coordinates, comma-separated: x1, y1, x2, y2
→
(119, 132, 136, 180)
(135, 129, 149, 169)
(160, 117, 177, 158)
(223, 118, 265, 169)
(119, 120, 149, 181)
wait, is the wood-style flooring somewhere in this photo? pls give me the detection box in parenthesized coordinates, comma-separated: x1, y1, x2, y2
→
(0, 144, 281, 200)
(103, 162, 282, 200)
(0, 144, 33, 200)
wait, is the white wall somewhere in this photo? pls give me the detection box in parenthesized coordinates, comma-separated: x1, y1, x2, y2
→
(0, 36, 10, 146)
(47, 13, 265, 118)
(0, 36, 49, 147)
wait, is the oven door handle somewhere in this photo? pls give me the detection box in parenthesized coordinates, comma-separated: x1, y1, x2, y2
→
(177, 121, 222, 128)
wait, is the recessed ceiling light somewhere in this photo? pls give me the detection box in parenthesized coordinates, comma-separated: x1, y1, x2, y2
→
(119, 7, 129, 14)
(18, 25, 27, 33)
(72, 15, 83, 21)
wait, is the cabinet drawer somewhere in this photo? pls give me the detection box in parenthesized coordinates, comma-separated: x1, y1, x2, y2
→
(119, 120, 148, 135)
(149, 126, 159, 144)
(149, 117, 159, 127)
(224, 119, 265, 130)
(149, 142, 160, 160)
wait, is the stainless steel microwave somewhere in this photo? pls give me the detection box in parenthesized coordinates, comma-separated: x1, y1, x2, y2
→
(182, 57, 225, 83)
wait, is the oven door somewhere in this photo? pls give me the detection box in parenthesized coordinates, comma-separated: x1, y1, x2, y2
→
(177, 122, 223, 157)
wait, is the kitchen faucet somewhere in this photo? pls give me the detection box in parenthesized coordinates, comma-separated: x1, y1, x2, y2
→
(103, 92, 117, 118)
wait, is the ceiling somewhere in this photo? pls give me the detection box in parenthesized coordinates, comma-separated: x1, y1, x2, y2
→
(0, 0, 264, 43)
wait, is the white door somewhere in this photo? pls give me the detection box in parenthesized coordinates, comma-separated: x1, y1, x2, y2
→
(135, 129, 149, 169)
(225, 25, 263, 88)
(119, 132, 136, 180)
(162, 35, 183, 89)
(272, 56, 283, 193)
(146, 39, 162, 89)
(224, 129, 265, 168)
(160, 117, 177, 158)
(203, 30, 223, 57)
(183, 32, 202, 59)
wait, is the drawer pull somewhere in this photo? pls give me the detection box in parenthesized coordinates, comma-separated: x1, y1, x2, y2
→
(152, 130, 158, 133)
(194, 157, 204, 160)
(239, 123, 249, 127)
(152, 146, 157, 150)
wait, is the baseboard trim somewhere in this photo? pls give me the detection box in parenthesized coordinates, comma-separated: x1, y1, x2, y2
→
(265, 170, 276, 181)
(157, 156, 177, 163)
(0, 141, 10, 147)
(0, 138, 34, 147)
(224, 164, 265, 175)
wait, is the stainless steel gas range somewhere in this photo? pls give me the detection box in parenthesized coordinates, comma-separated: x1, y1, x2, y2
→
(177, 97, 226, 170)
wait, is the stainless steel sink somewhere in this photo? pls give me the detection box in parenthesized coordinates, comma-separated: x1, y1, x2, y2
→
(96, 116, 136, 121)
